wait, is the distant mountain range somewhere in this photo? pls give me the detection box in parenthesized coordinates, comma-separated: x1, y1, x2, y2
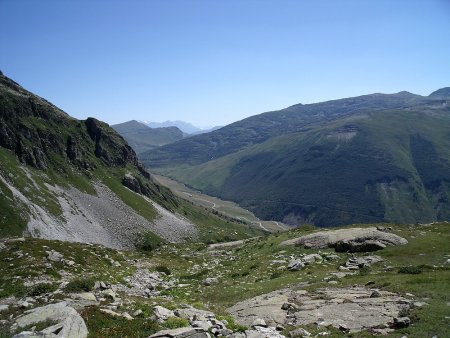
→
(111, 120, 184, 154)
(142, 120, 222, 135)
(113, 120, 222, 154)
(141, 89, 450, 227)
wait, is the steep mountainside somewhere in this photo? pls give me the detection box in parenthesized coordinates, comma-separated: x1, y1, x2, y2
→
(142, 90, 450, 227)
(0, 72, 261, 247)
(112, 120, 184, 154)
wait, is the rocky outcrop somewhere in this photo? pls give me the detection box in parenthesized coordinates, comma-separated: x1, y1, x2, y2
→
(228, 286, 412, 334)
(280, 227, 408, 252)
(13, 301, 88, 338)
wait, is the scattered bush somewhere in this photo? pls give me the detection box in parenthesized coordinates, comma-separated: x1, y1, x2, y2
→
(65, 278, 95, 292)
(162, 317, 189, 329)
(155, 265, 172, 275)
(359, 266, 371, 275)
(398, 265, 422, 274)
(270, 272, 282, 279)
(28, 283, 57, 296)
(138, 232, 167, 252)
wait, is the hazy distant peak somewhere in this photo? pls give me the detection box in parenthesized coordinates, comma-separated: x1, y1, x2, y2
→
(146, 120, 202, 134)
(429, 87, 450, 98)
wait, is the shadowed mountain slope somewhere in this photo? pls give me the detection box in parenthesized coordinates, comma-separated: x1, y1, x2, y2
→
(142, 89, 450, 227)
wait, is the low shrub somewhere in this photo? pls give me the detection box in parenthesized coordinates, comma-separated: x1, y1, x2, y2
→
(155, 265, 172, 275)
(162, 317, 189, 329)
(398, 265, 422, 274)
(138, 232, 167, 252)
(28, 283, 57, 296)
(65, 278, 95, 292)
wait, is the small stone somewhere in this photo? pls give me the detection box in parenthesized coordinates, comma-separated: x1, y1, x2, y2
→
(289, 327, 311, 337)
(0, 305, 9, 312)
(153, 305, 175, 322)
(339, 324, 350, 333)
(74, 292, 97, 301)
(102, 289, 116, 301)
(276, 324, 285, 331)
(202, 277, 218, 286)
(281, 302, 297, 311)
(370, 290, 382, 298)
(218, 328, 233, 336)
(122, 312, 133, 320)
(413, 301, 428, 308)
(393, 317, 410, 328)
(133, 309, 143, 317)
(287, 259, 304, 271)
(65, 260, 75, 266)
(18, 301, 29, 309)
(251, 318, 267, 328)
(46, 250, 64, 262)
(191, 320, 213, 331)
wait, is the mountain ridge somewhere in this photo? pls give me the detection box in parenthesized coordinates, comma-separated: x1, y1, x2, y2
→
(142, 89, 450, 227)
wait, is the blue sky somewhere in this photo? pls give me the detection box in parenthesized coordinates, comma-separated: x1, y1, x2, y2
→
(1, 0, 449, 127)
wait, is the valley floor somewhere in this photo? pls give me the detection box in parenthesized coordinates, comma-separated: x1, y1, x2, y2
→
(1, 222, 449, 337)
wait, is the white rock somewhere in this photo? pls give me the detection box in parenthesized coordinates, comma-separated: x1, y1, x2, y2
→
(153, 305, 175, 321)
(15, 301, 88, 338)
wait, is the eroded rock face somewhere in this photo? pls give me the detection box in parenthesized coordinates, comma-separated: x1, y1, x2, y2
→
(13, 301, 88, 338)
(228, 286, 411, 333)
(280, 227, 408, 252)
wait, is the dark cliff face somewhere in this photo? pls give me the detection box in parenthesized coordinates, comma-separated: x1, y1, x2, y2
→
(0, 73, 147, 173)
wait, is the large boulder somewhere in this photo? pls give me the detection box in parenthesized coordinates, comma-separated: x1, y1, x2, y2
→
(13, 301, 88, 338)
(280, 227, 407, 252)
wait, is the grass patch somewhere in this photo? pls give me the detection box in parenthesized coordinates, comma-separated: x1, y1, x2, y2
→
(162, 317, 189, 329)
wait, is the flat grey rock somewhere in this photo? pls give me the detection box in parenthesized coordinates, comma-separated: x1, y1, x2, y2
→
(228, 286, 411, 333)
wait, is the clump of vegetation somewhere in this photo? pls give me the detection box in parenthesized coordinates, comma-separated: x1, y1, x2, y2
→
(65, 278, 95, 292)
(398, 265, 422, 274)
(162, 317, 189, 329)
(137, 231, 167, 252)
(0, 281, 27, 298)
(28, 283, 58, 296)
(359, 266, 371, 275)
(154, 265, 172, 275)
(217, 315, 247, 333)
(270, 272, 282, 279)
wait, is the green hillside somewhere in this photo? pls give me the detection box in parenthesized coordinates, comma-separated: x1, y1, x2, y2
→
(143, 91, 450, 227)
(112, 120, 184, 154)
(0, 73, 261, 244)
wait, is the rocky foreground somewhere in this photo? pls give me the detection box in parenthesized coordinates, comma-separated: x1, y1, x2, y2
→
(1, 223, 449, 337)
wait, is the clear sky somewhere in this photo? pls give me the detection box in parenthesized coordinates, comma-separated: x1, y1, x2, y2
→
(1, 0, 449, 127)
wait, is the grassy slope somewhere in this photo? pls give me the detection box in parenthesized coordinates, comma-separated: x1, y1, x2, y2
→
(1, 222, 448, 337)
(141, 91, 427, 168)
(157, 109, 450, 226)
